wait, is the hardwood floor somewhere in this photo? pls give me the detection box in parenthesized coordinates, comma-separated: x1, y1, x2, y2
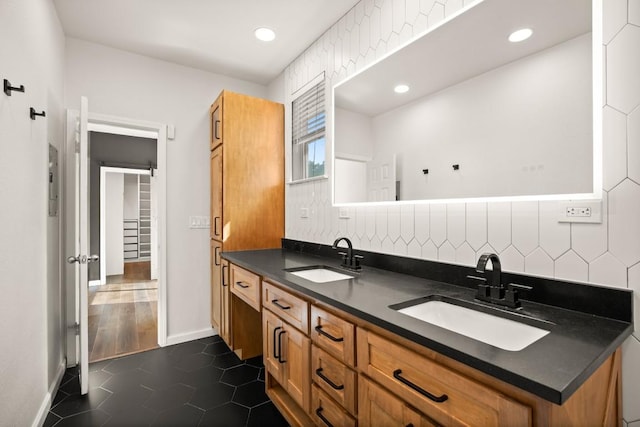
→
(88, 278, 158, 362)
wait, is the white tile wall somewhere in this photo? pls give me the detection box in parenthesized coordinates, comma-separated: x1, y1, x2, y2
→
(630, 108, 640, 182)
(283, 0, 640, 421)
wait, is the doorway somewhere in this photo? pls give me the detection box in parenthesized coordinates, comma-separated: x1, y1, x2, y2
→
(64, 111, 168, 370)
(89, 166, 159, 362)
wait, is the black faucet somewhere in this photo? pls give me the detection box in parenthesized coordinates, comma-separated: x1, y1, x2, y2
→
(332, 237, 362, 271)
(469, 253, 529, 309)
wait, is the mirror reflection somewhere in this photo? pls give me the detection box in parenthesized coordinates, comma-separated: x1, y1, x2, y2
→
(333, 0, 593, 204)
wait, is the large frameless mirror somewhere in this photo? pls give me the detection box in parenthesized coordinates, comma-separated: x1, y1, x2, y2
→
(333, 0, 600, 204)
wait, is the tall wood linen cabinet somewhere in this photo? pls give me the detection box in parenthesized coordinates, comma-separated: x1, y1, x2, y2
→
(210, 90, 284, 359)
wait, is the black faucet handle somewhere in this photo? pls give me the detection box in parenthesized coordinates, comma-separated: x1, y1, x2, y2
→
(507, 283, 532, 292)
(352, 254, 363, 269)
(468, 275, 490, 299)
(502, 283, 530, 308)
(467, 274, 487, 285)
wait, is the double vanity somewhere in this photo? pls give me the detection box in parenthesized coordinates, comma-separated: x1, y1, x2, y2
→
(220, 239, 632, 427)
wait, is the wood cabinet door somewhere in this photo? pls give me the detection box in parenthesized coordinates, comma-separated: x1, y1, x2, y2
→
(220, 259, 231, 346)
(210, 146, 223, 241)
(281, 322, 311, 413)
(210, 96, 223, 149)
(210, 239, 222, 330)
(263, 309, 285, 384)
(262, 309, 311, 413)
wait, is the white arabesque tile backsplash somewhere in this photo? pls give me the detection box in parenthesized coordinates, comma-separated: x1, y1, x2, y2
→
(283, 0, 640, 421)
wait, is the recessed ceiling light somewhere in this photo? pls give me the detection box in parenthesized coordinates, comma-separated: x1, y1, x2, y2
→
(255, 27, 276, 42)
(394, 84, 410, 94)
(508, 28, 533, 43)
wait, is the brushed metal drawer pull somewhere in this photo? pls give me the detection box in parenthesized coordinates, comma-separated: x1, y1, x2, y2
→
(393, 369, 448, 403)
(235, 281, 250, 289)
(315, 325, 344, 342)
(221, 265, 228, 286)
(271, 299, 291, 310)
(315, 368, 344, 390)
(315, 407, 334, 427)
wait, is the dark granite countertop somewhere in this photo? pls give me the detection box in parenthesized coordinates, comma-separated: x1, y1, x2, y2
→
(221, 247, 633, 405)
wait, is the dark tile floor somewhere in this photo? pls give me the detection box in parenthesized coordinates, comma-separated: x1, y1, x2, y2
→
(44, 336, 288, 427)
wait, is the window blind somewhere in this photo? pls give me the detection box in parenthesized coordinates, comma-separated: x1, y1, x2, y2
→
(292, 81, 325, 146)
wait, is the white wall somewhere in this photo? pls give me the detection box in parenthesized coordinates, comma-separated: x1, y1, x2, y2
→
(334, 107, 373, 159)
(0, 0, 66, 425)
(282, 0, 640, 423)
(64, 38, 269, 341)
(123, 173, 138, 220)
(106, 173, 124, 275)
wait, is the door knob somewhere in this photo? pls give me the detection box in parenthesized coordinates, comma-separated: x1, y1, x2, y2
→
(87, 254, 100, 263)
(67, 255, 80, 264)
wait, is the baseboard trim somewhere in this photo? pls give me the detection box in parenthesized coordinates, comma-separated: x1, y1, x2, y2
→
(32, 358, 66, 427)
(88, 279, 101, 287)
(165, 327, 217, 347)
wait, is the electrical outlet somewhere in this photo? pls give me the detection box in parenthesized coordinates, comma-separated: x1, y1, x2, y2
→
(558, 201, 601, 223)
(566, 207, 591, 217)
(300, 207, 309, 218)
(339, 208, 350, 219)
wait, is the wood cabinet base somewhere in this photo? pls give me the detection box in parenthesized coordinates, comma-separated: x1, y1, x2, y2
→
(266, 372, 314, 427)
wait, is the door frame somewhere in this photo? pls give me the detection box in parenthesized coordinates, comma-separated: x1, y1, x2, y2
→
(64, 111, 168, 366)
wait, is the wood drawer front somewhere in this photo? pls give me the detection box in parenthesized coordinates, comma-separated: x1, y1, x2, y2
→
(263, 281, 309, 334)
(312, 345, 357, 416)
(310, 305, 355, 367)
(311, 384, 357, 427)
(357, 329, 531, 427)
(359, 376, 439, 427)
(230, 264, 261, 311)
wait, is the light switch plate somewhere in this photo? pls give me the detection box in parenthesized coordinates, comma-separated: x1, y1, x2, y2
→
(189, 215, 210, 229)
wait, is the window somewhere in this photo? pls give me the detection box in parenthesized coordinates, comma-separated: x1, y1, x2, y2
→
(292, 79, 326, 181)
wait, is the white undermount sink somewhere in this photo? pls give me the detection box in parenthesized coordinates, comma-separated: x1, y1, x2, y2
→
(287, 266, 354, 283)
(395, 298, 550, 351)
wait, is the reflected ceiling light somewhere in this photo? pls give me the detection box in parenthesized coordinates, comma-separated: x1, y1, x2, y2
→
(254, 27, 276, 42)
(508, 28, 533, 43)
(394, 84, 410, 94)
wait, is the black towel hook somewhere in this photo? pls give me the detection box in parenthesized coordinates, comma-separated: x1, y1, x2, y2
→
(30, 107, 46, 120)
(4, 79, 25, 96)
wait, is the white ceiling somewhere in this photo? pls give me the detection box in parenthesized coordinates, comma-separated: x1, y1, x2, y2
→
(53, 0, 360, 85)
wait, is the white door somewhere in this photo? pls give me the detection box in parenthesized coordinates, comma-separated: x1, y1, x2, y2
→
(66, 96, 93, 395)
(367, 154, 397, 202)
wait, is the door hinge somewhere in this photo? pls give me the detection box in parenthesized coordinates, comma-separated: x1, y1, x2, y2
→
(68, 322, 80, 336)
